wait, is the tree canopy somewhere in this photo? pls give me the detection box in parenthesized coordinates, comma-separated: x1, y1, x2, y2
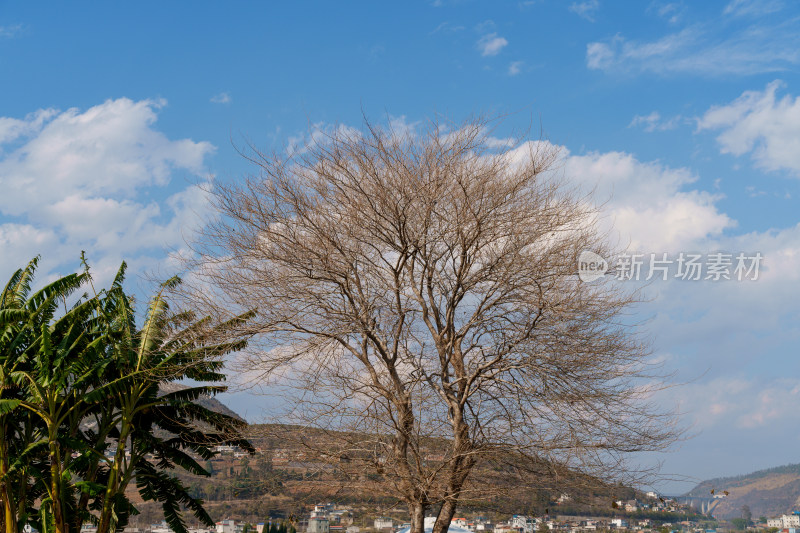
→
(192, 117, 679, 533)
(0, 257, 253, 533)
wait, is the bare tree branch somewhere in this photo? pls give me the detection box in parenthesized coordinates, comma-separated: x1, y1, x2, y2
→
(185, 116, 680, 533)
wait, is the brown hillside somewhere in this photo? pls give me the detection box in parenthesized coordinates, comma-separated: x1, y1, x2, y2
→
(687, 465, 800, 519)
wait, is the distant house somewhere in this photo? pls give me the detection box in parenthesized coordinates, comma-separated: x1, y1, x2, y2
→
(308, 518, 330, 533)
(214, 445, 236, 454)
(374, 518, 393, 531)
(510, 516, 537, 533)
(151, 522, 176, 533)
(216, 520, 242, 533)
(767, 515, 800, 529)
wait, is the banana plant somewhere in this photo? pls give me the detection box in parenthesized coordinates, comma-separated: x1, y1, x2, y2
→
(83, 265, 254, 533)
(2, 258, 105, 533)
(0, 259, 38, 533)
(1, 258, 254, 533)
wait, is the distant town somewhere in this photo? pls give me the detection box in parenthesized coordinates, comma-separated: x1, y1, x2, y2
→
(72, 499, 800, 533)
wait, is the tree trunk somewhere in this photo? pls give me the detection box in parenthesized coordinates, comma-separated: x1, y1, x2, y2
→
(1, 429, 16, 533)
(409, 501, 426, 533)
(97, 430, 129, 533)
(431, 410, 474, 533)
(49, 437, 66, 533)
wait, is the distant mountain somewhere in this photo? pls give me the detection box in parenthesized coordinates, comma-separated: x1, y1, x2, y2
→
(137, 394, 703, 523)
(686, 464, 800, 519)
(158, 382, 244, 421)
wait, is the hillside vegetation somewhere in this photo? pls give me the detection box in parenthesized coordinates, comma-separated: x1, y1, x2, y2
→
(687, 464, 800, 519)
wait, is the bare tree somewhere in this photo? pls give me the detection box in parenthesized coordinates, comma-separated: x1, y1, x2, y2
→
(190, 117, 678, 533)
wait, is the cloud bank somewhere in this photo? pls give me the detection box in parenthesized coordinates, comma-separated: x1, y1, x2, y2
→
(0, 98, 215, 284)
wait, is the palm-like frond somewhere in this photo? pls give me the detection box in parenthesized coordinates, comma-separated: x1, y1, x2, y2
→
(1, 257, 39, 308)
(1, 259, 254, 533)
(134, 461, 214, 533)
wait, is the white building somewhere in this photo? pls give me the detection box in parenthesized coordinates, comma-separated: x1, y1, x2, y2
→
(214, 445, 236, 454)
(510, 516, 536, 533)
(374, 518, 393, 530)
(313, 503, 336, 517)
(152, 522, 174, 533)
(217, 520, 240, 533)
(610, 519, 628, 529)
(768, 515, 800, 529)
(453, 519, 470, 529)
(307, 518, 329, 533)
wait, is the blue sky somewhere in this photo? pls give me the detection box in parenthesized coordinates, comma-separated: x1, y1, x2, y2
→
(2, 0, 800, 494)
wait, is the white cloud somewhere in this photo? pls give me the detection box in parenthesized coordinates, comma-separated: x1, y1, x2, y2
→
(387, 115, 420, 140)
(586, 17, 800, 76)
(486, 135, 800, 483)
(0, 98, 215, 286)
(664, 375, 800, 432)
(0, 24, 23, 38)
(504, 141, 734, 252)
(0, 108, 57, 145)
(476, 33, 508, 56)
(649, 2, 686, 24)
(430, 21, 465, 35)
(569, 0, 600, 22)
(0, 98, 212, 217)
(560, 148, 734, 251)
(286, 122, 363, 156)
(210, 92, 231, 104)
(0, 224, 60, 278)
(508, 61, 523, 75)
(697, 80, 800, 175)
(586, 40, 617, 70)
(474, 20, 496, 33)
(485, 135, 516, 149)
(629, 111, 683, 132)
(723, 0, 783, 17)
(552, 137, 800, 482)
